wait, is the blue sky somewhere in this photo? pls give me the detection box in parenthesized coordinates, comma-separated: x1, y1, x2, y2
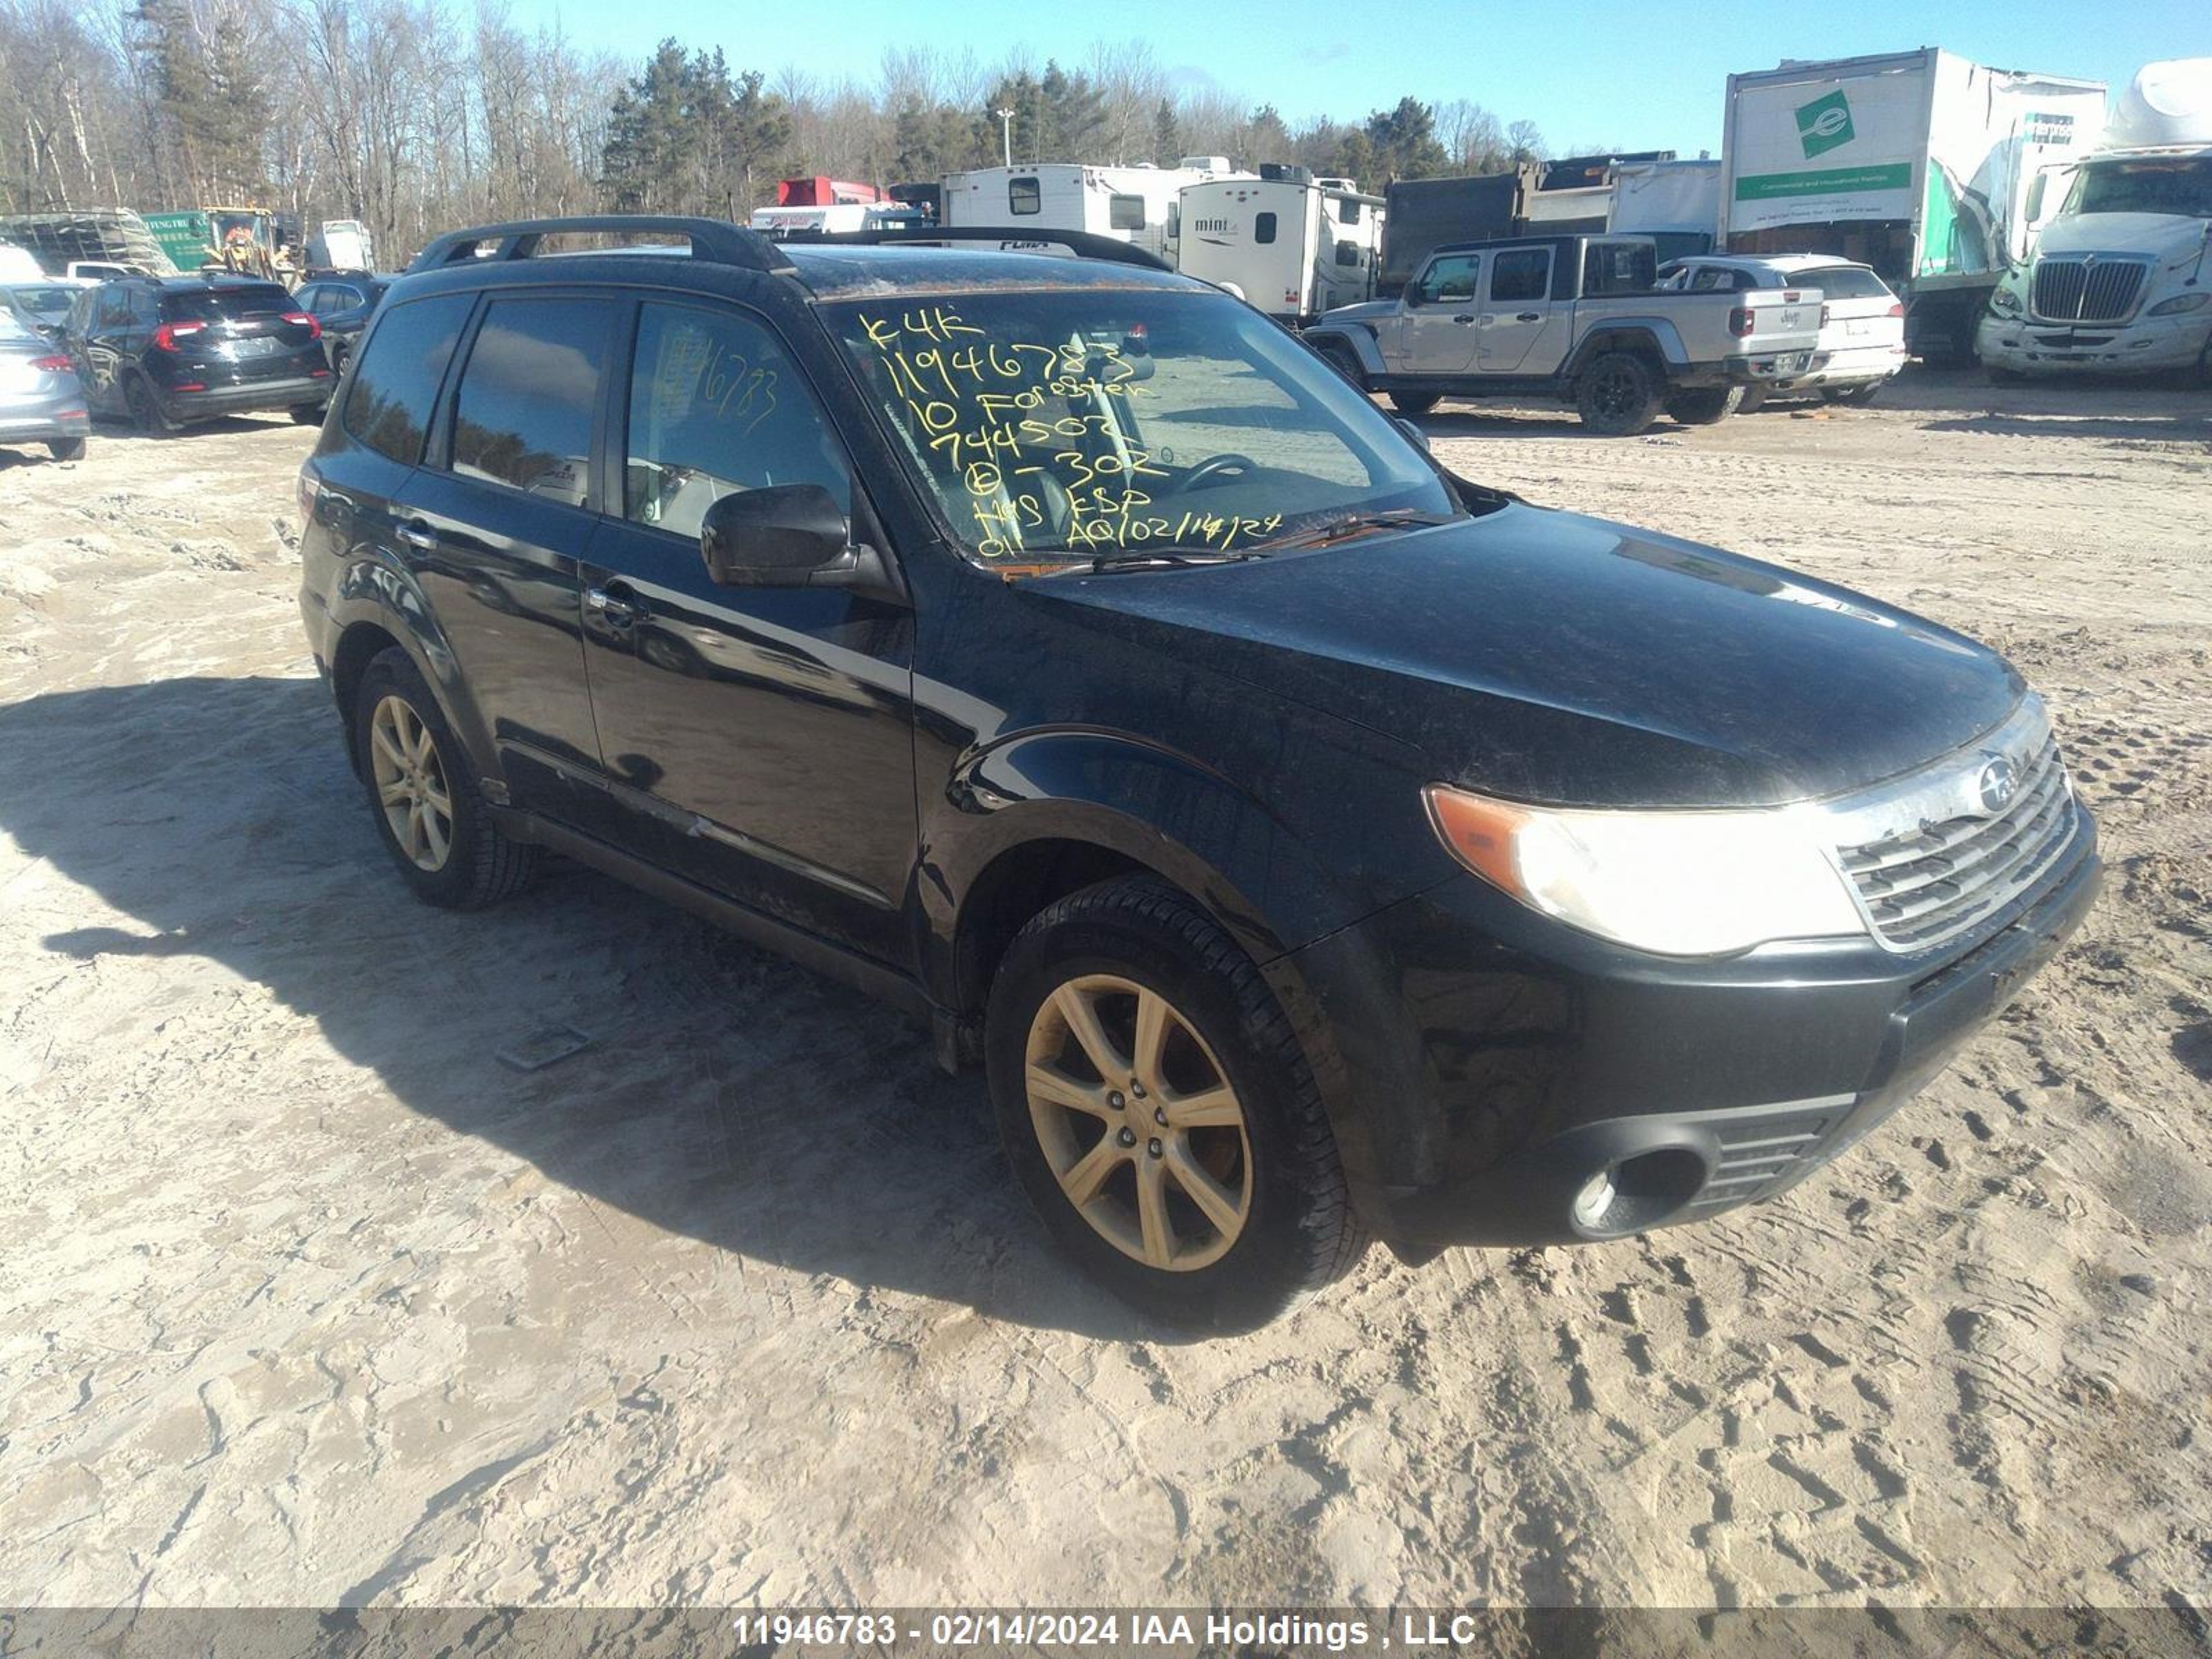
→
(537, 0, 2202, 155)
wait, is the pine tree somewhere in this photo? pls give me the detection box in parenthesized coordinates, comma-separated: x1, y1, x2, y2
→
(1152, 97, 1180, 167)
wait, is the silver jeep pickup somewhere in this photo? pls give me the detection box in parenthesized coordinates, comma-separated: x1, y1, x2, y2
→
(1303, 233, 1821, 435)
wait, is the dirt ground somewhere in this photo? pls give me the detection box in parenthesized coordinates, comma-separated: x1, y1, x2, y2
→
(1, 368, 2207, 1616)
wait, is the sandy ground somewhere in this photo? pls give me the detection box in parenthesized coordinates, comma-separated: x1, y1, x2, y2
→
(0, 369, 2207, 1616)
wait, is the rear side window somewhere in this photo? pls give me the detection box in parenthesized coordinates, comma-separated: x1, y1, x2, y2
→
(343, 293, 473, 465)
(1009, 176, 1040, 216)
(449, 294, 614, 507)
(1108, 194, 1146, 230)
(1255, 212, 1278, 245)
(1490, 249, 1550, 303)
(623, 302, 850, 538)
(1582, 243, 1656, 294)
(1802, 265, 1890, 301)
(162, 286, 292, 322)
(97, 288, 135, 328)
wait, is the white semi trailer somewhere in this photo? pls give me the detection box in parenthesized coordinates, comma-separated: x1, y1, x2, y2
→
(1978, 58, 2212, 379)
(1720, 48, 2106, 364)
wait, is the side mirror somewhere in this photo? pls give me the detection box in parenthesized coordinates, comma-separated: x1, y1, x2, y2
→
(700, 484, 852, 587)
(1396, 417, 1430, 451)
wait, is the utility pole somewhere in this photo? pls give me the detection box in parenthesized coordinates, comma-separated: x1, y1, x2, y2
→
(996, 108, 1015, 168)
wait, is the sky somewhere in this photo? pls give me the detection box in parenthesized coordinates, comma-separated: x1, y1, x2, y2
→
(530, 0, 2204, 158)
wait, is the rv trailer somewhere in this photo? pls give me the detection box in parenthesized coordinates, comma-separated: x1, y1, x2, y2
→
(1177, 165, 1385, 323)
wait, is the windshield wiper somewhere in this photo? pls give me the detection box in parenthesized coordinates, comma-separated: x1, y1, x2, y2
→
(1048, 547, 1271, 576)
(1256, 509, 1455, 552)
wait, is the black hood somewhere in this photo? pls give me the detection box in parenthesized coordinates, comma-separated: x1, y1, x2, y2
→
(1024, 503, 2024, 809)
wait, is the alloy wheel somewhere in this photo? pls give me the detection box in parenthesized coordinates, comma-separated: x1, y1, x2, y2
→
(368, 695, 453, 872)
(1023, 973, 1253, 1271)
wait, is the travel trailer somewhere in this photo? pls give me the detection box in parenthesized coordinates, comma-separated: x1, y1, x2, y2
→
(1720, 49, 2107, 362)
(1978, 58, 2212, 379)
(1177, 165, 1385, 323)
(749, 177, 922, 238)
(940, 159, 1238, 264)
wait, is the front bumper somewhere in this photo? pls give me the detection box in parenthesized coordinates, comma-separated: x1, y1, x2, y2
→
(1976, 308, 2212, 375)
(1283, 805, 2100, 1248)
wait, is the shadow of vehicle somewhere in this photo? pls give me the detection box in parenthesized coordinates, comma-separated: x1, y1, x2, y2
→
(1406, 406, 1589, 440)
(0, 672, 1156, 1341)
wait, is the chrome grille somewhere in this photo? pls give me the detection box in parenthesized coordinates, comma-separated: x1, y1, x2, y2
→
(2031, 257, 2147, 324)
(1836, 732, 2076, 951)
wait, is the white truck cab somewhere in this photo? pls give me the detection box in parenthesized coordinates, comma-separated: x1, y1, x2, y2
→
(1980, 59, 2212, 379)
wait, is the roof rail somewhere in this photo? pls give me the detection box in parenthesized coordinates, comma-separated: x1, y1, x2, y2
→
(406, 216, 796, 277)
(783, 223, 1172, 272)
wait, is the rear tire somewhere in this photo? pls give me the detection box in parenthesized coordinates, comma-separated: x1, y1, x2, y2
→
(1736, 385, 1769, 414)
(986, 876, 1366, 1332)
(289, 404, 326, 426)
(350, 648, 538, 910)
(1574, 351, 1666, 436)
(1389, 391, 1441, 417)
(1819, 382, 1884, 406)
(1663, 385, 1744, 425)
(124, 374, 175, 437)
(46, 437, 86, 462)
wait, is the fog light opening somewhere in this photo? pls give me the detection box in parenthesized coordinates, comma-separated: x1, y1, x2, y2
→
(1571, 1147, 1707, 1236)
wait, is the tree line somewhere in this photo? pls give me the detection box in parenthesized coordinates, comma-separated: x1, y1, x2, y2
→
(0, 0, 1559, 265)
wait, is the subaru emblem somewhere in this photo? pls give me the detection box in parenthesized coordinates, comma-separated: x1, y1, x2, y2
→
(1978, 756, 2019, 814)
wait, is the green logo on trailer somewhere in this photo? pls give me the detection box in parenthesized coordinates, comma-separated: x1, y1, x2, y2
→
(1796, 91, 1855, 159)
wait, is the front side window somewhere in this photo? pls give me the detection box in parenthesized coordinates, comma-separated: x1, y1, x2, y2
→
(1490, 249, 1551, 303)
(830, 288, 1459, 568)
(624, 302, 851, 539)
(449, 295, 614, 507)
(1109, 194, 1146, 231)
(1414, 255, 1480, 304)
(1255, 212, 1278, 245)
(344, 292, 474, 465)
(1009, 176, 1041, 216)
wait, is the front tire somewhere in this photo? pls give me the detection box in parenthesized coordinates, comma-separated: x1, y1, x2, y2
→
(1663, 385, 1744, 424)
(986, 876, 1365, 1331)
(350, 648, 538, 910)
(1574, 351, 1666, 435)
(1389, 391, 1441, 417)
(1313, 339, 1368, 391)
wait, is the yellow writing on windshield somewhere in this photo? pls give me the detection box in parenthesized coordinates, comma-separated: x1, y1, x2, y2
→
(857, 307, 1281, 559)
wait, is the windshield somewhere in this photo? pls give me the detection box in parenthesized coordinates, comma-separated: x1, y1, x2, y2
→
(828, 287, 1459, 567)
(2066, 157, 2212, 220)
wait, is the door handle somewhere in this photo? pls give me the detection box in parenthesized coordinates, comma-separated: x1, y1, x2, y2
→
(396, 521, 437, 552)
(1516, 312, 1542, 323)
(585, 583, 644, 628)
(1452, 314, 1475, 324)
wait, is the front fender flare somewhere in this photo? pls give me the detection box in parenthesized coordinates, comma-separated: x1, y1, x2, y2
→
(1302, 323, 1389, 381)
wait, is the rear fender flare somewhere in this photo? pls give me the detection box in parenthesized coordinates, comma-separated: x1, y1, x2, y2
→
(327, 546, 499, 786)
(1566, 320, 1689, 377)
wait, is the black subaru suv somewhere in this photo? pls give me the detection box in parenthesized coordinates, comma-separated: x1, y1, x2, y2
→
(296, 216, 2099, 1330)
(64, 273, 330, 433)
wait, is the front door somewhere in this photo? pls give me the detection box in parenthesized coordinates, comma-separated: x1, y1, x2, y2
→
(1475, 246, 1562, 373)
(1398, 253, 1483, 376)
(580, 297, 918, 963)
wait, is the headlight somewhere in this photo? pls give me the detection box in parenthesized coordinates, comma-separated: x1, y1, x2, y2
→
(2148, 291, 2209, 316)
(1424, 785, 1868, 957)
(1989, 286, 2023, 315)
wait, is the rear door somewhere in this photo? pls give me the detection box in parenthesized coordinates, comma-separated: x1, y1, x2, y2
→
(1475, 245, 1562, 372)
(394, 290, 616, 819)
(1399, 253, 1482, 375)
(71, 284, 140, 412)
(578, 296, 918, 962)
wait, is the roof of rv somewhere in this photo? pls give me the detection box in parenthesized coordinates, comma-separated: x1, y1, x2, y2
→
(782, 242, 1197, 297)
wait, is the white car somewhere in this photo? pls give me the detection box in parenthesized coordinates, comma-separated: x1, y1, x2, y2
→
(1659, 254, 1907, 404)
